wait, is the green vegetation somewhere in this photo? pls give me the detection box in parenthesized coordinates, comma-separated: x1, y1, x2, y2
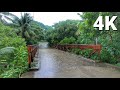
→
(59, 37, 76, 44)
(0, 12, 48, 78)
(1, 12, 120, 78)
(0, 22, 28, 78)
(1, 12, 46, 45)
(76, 12, 120, 64)
(46, 12, 120, 65)
(45, 20, 79, 46)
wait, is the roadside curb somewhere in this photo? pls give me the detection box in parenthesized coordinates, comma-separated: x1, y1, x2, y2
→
(64, 50, 120, 71)
(80, 56, 120, 71)
(102, 63, 120, 71)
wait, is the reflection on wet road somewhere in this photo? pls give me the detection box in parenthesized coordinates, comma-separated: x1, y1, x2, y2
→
(22, 42, 120, 78)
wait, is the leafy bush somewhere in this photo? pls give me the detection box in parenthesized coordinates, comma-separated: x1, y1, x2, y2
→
(100, 48, 118, 64)
(70, 48, 93, 57)
(0, 22, 28, 78)
(115, 63, 120, 67)
(80, 49, 93, 57)
(1, 68, 22, 78)
(71, 48, 81, 55)
(59, 37, 76, 44)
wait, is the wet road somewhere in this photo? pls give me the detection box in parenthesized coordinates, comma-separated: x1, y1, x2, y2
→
(21, 42, 120, 78)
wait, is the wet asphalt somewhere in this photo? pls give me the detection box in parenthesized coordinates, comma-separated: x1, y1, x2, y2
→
(21, 42, 120, 78)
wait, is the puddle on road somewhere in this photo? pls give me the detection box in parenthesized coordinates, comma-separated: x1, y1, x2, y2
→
(34, 49, 57, 78)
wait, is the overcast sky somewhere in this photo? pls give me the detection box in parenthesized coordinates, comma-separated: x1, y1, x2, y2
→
(10, 12, 82, 26)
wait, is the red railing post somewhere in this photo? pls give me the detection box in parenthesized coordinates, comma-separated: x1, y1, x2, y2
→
(27, 45, 32, 68)
(27, 45, 39, 68)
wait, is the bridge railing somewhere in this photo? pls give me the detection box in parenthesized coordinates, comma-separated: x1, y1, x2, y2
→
(27, 45, 39, 68)
(54, 44, 102, 58)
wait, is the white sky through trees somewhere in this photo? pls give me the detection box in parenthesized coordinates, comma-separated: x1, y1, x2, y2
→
(10, 12, 82, 26)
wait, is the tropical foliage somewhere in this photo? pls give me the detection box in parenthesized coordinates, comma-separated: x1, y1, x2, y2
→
(45, 20, 79, 46)
(0, 22, 28, 78)
(46, 12, 120, 65)
(0, 12, 45, 45)
(0, 12, 47, 78)
(1, 12, 120, 78)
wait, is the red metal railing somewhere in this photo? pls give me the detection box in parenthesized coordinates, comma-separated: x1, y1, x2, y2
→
(54, 44, 102, 57)
(27, 45, 39, 68)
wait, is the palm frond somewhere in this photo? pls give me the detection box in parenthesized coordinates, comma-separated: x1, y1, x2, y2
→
(14, 28, 21, 34)
(28, 30, 36, 36)
(4, 16, 17, 24)
(0, 47, 15, 57)
(24, 31, 30, 38)
(8, 13, 20, 20)
(0, 12, 20, 26)
(0, 12, 9, 15)
(0, 19, 9, 25)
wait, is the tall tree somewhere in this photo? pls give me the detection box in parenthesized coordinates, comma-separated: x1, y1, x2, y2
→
(1, 12, 35, 44)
